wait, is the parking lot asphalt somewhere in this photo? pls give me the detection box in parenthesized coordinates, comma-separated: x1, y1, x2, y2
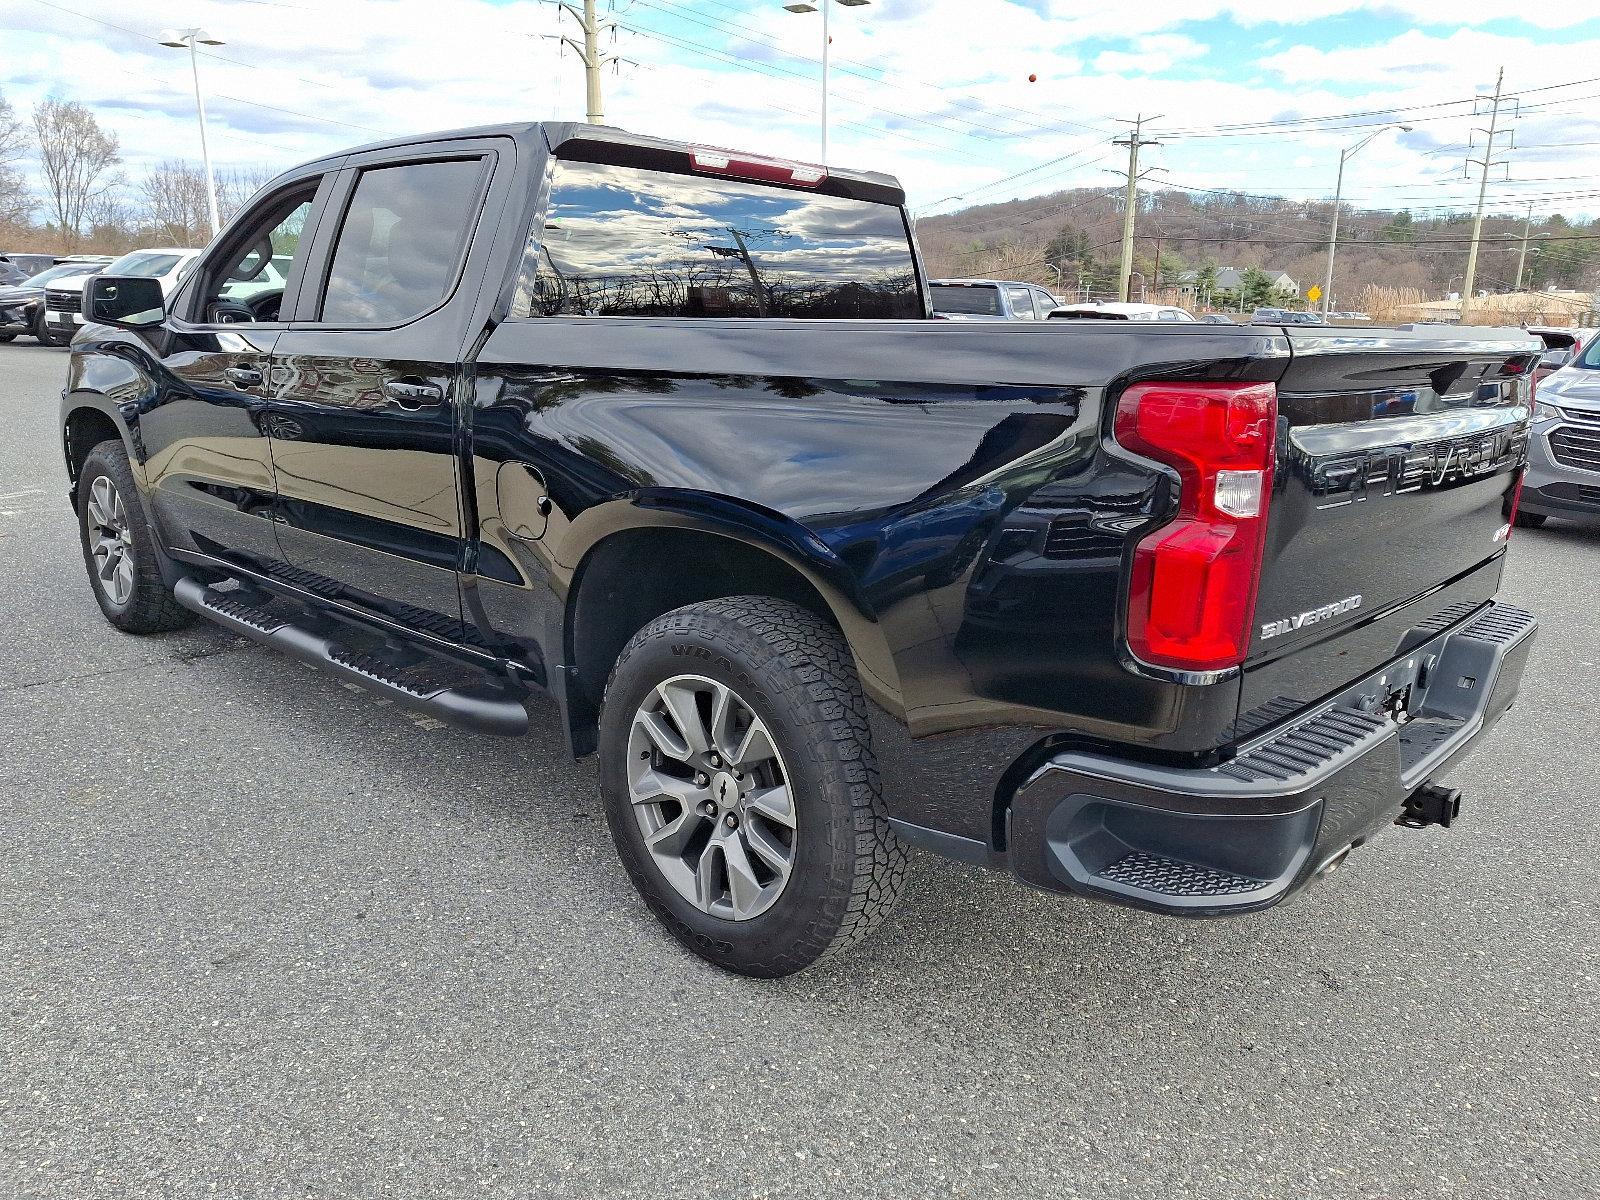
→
(3, 338, 1598, 1199)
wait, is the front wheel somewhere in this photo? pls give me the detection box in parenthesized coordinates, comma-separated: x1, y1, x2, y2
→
(76, 441, 195, 633)
(598, 596, 909, 977)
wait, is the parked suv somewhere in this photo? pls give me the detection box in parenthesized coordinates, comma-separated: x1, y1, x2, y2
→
(1518, 339, 1600, 526)
(64, 121, 1539, 977)
(0, 259, 109, 342)
(39, 248, 199, 345)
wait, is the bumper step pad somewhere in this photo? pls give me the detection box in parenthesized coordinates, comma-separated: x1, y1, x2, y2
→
(1096, 852, 1263, 898)
(176, 577, 530, 736)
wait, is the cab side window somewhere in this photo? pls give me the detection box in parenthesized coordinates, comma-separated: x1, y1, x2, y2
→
(320, 159, 485, 326)
(1005, 285, 1037, 319)
(198, 187, 315, 324)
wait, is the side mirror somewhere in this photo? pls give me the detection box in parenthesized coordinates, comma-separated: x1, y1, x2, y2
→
(87, 275, 166, 330)
(1541, 349, 1572, 369)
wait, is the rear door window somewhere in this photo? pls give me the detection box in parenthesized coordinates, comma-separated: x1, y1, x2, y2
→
(1005, 285, 1037, 319)
(320, 158, 486, 325)
(533, 159, 921, 319)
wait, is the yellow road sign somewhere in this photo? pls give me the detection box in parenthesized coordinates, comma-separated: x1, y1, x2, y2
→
(1307, 285, 1323, 303)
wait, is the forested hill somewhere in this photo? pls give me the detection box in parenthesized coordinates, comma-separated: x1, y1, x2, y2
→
(915, 185, 1598, 305)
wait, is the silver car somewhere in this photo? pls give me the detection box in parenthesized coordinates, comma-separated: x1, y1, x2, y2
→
(1519, 340, 1600, 527)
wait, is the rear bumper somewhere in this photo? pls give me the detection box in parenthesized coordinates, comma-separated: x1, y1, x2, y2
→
(1006, 602, 1536, 916)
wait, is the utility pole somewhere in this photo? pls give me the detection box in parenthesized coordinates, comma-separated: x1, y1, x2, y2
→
(1461, 67, 1515, 308)
(1514, 200, 1536, 292)
(548, 0, 632, 124)
(1113, 115, 1160, 303)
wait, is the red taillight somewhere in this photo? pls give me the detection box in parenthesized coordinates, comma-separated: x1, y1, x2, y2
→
(1115, 381, 1278, 672)
(689, 147, 828, 188)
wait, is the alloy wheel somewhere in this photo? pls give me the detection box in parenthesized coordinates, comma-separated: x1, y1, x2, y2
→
(86, 476, 135, 607)
(627, 674, 797, 921)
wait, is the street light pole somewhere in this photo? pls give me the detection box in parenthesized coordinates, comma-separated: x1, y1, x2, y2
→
(160, 28, 225, 238)
(784, 0, 870, 164)
(1320, 123, 1411, 318)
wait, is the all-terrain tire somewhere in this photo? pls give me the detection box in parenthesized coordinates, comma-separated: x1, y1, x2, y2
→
(76, 440, 195, 633)
(598, 596, 909, 977)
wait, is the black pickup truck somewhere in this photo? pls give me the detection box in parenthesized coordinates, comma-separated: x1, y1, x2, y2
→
(64, 122, 1539, 977)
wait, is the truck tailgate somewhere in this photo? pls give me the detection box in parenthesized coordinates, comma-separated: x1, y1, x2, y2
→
(1238, 327, 1539, 727)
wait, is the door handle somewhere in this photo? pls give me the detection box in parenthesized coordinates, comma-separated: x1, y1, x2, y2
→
(382, 378, 444, 410)
(224, 365, 264, 389)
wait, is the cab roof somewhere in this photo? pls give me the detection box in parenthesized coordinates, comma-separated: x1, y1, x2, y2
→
(296, 121, 906, 206)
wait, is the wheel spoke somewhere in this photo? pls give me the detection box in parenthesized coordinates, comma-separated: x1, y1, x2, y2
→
(644, 808, 704, 856)
(637, 710, 690, 761)
(693, 839, 724, 911)
(629, 767, 706, 807)
(723, 835, 765, 917)
(733, 722, 776, 769)
(111, 557, 134, 604)
(90, 478, 113, 523)
(86, 492, 108, 528)
(744, 783, 795, 829)
(658, 681, 711, 756)
(742, 820, 792, 881)
(708, 683, 738, 759)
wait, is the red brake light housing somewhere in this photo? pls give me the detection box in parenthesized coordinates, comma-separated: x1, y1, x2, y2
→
(1114, 381, 1279, 673)
(689, 147, 828, 188)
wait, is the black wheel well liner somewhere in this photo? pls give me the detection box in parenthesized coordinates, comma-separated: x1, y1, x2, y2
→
(62, 404, 123, 500)
(563, 526, 844, 753)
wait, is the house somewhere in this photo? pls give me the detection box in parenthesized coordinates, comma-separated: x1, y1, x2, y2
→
(1266, 271, 1299, 297)
(1172, 266, 1299, 298)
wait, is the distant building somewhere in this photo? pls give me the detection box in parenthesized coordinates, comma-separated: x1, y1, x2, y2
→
(1173, 266, 1300, 298)
(1266, 271, 1299, 297)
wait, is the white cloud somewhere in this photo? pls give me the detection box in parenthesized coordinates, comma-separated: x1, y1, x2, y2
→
(0, 0, 1596, 227)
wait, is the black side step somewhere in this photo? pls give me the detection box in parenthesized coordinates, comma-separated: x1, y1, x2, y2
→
(174, 576, 530, 736)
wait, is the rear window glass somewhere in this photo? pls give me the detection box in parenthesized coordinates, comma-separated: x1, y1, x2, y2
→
(931, 284, 1003, 316)
(533, 160, 921, 319)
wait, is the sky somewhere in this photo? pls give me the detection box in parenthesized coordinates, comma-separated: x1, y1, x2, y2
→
(4, 0, 1600, 223)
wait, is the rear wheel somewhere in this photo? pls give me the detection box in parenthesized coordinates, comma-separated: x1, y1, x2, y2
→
(598, 596, 909, 977)
(0, 331, 16, 343)
(76, 441, 194, 633)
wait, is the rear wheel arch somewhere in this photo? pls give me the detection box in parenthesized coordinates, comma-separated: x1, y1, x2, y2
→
(561, 518, 899, 755)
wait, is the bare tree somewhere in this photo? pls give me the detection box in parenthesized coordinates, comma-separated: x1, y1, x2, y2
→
(33, 98, 122, 250)
(0, 89, 29, 226)
(139, 159, 210, 245)
(218, 165, 277, 223)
